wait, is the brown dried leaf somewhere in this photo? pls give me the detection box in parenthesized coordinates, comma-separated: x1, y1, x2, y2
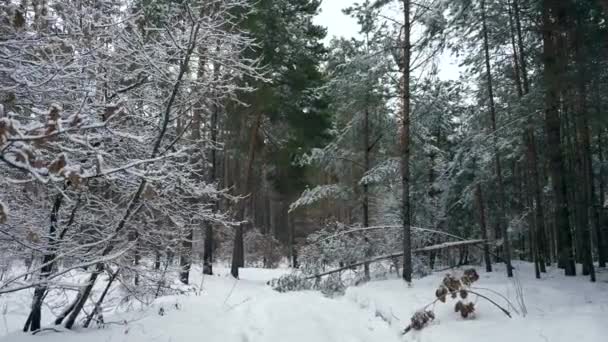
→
(70, 114, 82, 127)
(0, 118, 16, 144)
(455, 301, 463, 313)
(435, 285, 448, 301)
(443, 274, 462, 292)
(26, 229, 39, 243)
(410, 310, 435, 331)
(67, 171, 81, 187)
(48, 154, 66, 174)
(144, 185, 157, 199)
(464, 268, 479, 283)
(49, 105, 60, 121)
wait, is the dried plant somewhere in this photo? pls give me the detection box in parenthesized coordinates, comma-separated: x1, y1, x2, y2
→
(403, 268, 511, 335)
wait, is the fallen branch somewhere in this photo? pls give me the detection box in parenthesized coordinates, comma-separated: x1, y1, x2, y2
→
(313, 225, 511, 267)
(32, 327, 65, 335)
(304, 253, 403, 280)
(304, 239, 486, 280)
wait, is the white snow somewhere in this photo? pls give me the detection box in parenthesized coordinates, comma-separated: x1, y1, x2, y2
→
(1, 262, 606, 342)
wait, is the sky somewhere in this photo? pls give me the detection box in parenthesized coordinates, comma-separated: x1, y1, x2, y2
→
(314, 0, 360, 43)
(314, 0, 462, 80)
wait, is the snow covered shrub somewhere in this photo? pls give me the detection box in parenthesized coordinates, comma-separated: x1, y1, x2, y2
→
(269, 273, 312, 293)
(318, 273, 346, 297)
(412, 256, 432, 278)
(244, 228, 285, 268)
(407, 310, 435, 331)
(269, 272, 345, 297)
(298, 222, 387, 276)
(296, 221, 432, 287)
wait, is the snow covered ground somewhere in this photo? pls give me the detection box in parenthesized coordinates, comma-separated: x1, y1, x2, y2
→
(1, 262, 606, 342)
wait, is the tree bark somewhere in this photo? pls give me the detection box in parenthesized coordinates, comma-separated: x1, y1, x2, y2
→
(288, 212, 297, 267)
(400, 0, 412, 283)
(363, 74, 371, 281)
(513, 0, 547, 272)
(573, 22, 595, 281)
(475, 184, 492, 272)
(542, 0, 576, 275)
(523, 154, 541, 278)
(508, 0, 523, 98)
(23, 192, 63, 332)
(597, 129, 607, 267)
(83, 269, 119, 328)
(481, 0, 513, 277)
(203, 46, 223, 276)
(179, 229, 193, 285)
(231, 109, 263, 278)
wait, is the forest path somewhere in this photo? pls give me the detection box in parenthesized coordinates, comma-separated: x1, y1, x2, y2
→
(228, 288, 400, 342)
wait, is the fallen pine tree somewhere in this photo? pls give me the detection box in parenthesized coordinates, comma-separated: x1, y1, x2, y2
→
(304, 239, 486, 280)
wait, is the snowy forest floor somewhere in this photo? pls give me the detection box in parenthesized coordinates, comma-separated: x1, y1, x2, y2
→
(1, 262, 607, 342)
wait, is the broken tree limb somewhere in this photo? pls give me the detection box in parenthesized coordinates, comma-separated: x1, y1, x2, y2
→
(314, 225, 513, 269)
(304, 239, 486, 280)
(305, 253, 404, 280)
(415, 239, 485, 252)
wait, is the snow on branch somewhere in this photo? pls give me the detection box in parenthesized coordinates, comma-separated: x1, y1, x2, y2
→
(289, 184, 350, 212)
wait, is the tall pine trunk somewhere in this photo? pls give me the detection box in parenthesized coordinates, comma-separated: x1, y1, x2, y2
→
(203, 48, 222, 276)
(231, 110, 263, 278)
(574, 22, 595, 280)
(597, 129, 607, 267)
(542, 0, 576, 275)
(475, 184, 492, 272)
(363, 105, 371, 280)
(400, 0, 412, 283)
(481, 0, 513, 277)
(513, 0, 547, 271)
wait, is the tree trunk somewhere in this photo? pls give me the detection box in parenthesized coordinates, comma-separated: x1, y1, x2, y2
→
(288, 212, 297, 267)
(475, 184, 492, 272)
(513, 0, 547, 272)
(597, 129, 607, 267)
(23, 193, 63, 332)
(204, 48, 223, 276)
(542, 0, 576, 276)
(508, 0, 523, 98)
(523, 154, 541, 278)
(481, 0, 513, 277)
(231, 110, 263, 278)
(574, 24, 595, 281)
(154, 250, 161, 270)
(513, 0, 529, 95)
(400, 0, 412, 283)
(363, 91, 371, 281)
(179, 230, 193, 285)
(83, 269, 119, 328)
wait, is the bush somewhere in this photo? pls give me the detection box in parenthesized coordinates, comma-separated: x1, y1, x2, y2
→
(269, 273, 312, 293)
(318, 273, 345, 297)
